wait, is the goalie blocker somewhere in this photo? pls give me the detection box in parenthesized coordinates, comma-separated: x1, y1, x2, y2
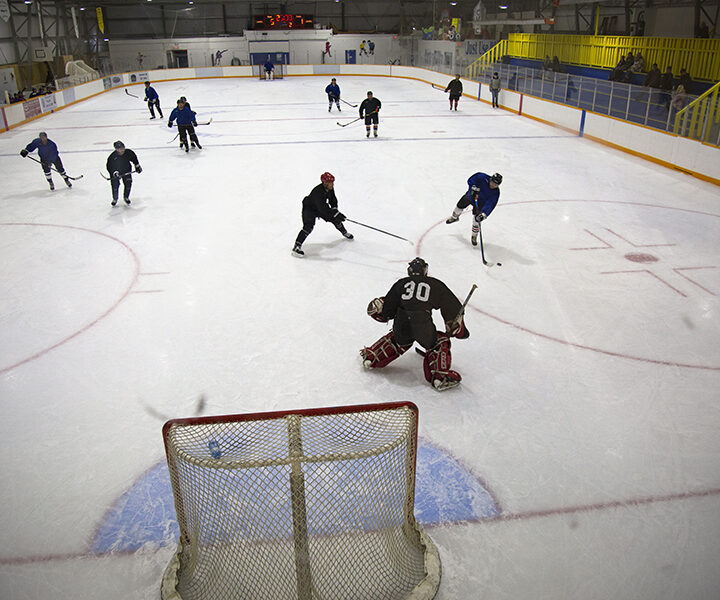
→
(361, 257, 470, 391)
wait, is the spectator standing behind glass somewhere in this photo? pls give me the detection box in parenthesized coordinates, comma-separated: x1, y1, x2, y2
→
(671, 85, 687, 111)
(678, 68, 692, 94)
(489, 72, 501, 108)
(659, 66, 674, 108)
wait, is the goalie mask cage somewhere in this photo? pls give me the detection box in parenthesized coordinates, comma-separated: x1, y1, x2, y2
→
(161, 401, 441, 600)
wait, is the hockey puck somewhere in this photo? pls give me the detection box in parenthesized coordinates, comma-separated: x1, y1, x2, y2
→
(497, 262, 502, 266)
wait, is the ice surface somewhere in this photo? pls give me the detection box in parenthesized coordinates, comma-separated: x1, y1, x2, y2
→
(1, 75, 719, 599)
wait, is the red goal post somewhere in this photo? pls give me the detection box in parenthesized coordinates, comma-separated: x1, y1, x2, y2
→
(161, 401, 441, 600)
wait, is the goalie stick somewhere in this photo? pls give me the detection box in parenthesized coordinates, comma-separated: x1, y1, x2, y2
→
(25, 154, 84, 180)
(415, 284, 477, 357)
(125, 88, 140, 99)
(345, 218, 413, 245)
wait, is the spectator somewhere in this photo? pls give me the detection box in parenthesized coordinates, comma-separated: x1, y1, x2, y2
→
(508, 73, 517, 91)
(642, 63, 661, 88)
(671, 85, 687, 111)
(551, 56, 561, 72)
(697, 22, 709, 38)
(543, 55, 552, 70)
(678, 68, 692, 93)
(610, 55, 626, 81)
(137, 52, 144, 69)
(630, 52, 645, 73)
(659, 66, 674, 108)
(636, 11, 645, 36)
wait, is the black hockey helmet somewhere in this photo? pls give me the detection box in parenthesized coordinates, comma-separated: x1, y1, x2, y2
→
(39, 131, 47, 138)
(407, 257, 428, 277)
(113, 140, 125, 149)
(490, 172, 503, 185)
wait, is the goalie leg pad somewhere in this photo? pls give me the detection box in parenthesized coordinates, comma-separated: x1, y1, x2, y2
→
(423, 332, 462, 390)
(360, 332, 410, 369)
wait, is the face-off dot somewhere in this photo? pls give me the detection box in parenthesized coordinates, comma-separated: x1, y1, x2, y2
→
(624, 252, 659, 263)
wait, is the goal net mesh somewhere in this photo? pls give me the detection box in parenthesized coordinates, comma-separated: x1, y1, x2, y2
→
(161, 402, 440, 600)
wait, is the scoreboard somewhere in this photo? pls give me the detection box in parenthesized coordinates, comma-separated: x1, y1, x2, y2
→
(254, 14, 314, 29)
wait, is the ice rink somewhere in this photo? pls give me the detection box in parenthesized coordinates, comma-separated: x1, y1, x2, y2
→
(1, 74, 720, 600)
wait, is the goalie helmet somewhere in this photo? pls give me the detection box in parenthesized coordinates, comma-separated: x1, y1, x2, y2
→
(407, 257, 428, 277)
(490, 172, 503, 185)
(320, 172, 335, 184)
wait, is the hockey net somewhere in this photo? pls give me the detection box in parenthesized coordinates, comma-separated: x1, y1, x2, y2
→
(161, 402, 441, 600)
(255, 63, 285, 79)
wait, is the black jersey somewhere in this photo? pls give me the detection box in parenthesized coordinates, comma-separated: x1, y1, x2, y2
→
(359, 97, 381, 117)
(382, 275, 462, 323)
(106, 149, 140, 176)
(302, 183, 339, 221)
(445, 79, 463, 95)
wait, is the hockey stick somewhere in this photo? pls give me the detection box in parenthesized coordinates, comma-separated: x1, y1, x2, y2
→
(336, 109, 378, 127)
(140, 394, 207, 422)
(25, 155, 83, 180)
(340, 98, 358, 108)
(125, 88, 140, 98)
(432, 83, 449, 92)
(478, 221, 502, 267)
(167, 132, 180, 144)
(166, 117, 212, 143)
(99, 169, 138, 181)
(345, 218, 413, 245)
(415, 284, 477, 357)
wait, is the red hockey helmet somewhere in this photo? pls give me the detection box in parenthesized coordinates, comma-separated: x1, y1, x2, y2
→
(320, 172, 335, 184)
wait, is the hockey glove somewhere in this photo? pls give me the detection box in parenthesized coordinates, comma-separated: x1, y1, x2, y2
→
(474, 212, 487, 223)
(168, 122, 173, 128)
(367, 297, 389, 323)
(135, 165, 143, 174)
(471, 185, 480, 193)
(446, 317, 470, 339)
(192, 121, 197, 127)
(113, 171, 120, 178)
(20, 149, 29, 158)
(333, 211, 346, 222)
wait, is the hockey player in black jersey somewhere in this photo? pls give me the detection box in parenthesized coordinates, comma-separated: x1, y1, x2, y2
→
(292, 172, 353, 257)
(358, 91, 381, 138)
(361, 258, 470, 391)
(106, 141, 142, 206)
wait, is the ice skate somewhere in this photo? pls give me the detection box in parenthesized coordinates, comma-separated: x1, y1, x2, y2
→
(291, 244, 305, 257)
(433, 376, 461, 391)
(471, 234, 478, 246)
(63, 177, 72, 188)
(342, 231, 354, 240)
(111, 199, 118, 206)
(445, 215, 459, 224)
(48, 181, 55, 191)
(124, 197, 131, 205)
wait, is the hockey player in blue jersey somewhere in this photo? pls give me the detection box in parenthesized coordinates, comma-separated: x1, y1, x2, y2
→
(263, 57, 275, 80)
(168, 98, 202, 152)
(445, 172, 502, 246)
(143, 82, 163, 119)
(325, 78, 341, 112)
(20, 131, 72, 190)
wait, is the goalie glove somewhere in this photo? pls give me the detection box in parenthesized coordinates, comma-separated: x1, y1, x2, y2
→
(446, 317, 470, 339)
(367, 297, 389, 323)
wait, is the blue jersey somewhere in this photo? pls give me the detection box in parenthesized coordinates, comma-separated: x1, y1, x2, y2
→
(168, 105, 197, 126)
(25, 138, 59, 163)
(466, 172, 500, 216)
(264, 60, 274, 72)
(325, 83, 340, 98)
(144, 86, 159, 101)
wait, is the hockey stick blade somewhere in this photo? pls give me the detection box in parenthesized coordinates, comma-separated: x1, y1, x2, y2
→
(125, 88, 140, 98)
(431, 83, 448, 92)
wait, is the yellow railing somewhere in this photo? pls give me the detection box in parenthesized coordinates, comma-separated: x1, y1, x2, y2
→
(466, 40, 507, 80)
(673, 81, 720, 144)
(504, 33, 720, 82)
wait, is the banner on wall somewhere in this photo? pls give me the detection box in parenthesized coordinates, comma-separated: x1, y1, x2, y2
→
(96, 7, 104, 34)
(128, 72, 150, 83)
(23, 98, 42, 119)
(103, 75, 123, 90)
(0, 0, 10, 23)
(40, 94, 57, 112)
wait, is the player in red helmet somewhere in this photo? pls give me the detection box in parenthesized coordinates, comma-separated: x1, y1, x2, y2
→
(292, 172, 353, 257)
